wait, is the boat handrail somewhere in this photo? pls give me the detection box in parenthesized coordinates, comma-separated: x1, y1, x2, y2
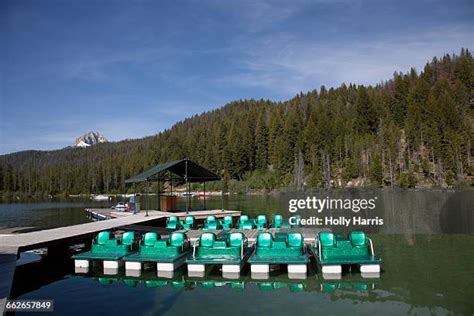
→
(318, 239, 322, 261)
(369, 238, 375, 256)
(241, 237, 248, 258)
(184, 236, 191, 252)
(192, 239, 200, 258)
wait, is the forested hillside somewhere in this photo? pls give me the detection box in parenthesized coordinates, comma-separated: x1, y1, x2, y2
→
(1, 49, 473, 196)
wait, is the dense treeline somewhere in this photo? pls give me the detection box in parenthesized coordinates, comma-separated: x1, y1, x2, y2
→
(1, 49, 473, 195)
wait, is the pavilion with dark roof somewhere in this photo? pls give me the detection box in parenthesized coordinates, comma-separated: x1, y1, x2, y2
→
(125, 158, 222, 213)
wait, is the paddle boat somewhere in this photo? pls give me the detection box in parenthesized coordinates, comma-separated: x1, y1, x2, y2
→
(92, 194, 110, 201)
(186, 232, 253, 274)
(313, 231, 383, 274)
(112, 202, 127, 211)
(248, 232, 310, 274)
(124, 232, 191, 272)
(73, 231, 137, 274)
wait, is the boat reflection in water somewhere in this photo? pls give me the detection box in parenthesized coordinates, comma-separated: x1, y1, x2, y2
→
(70, 263, 380, 294)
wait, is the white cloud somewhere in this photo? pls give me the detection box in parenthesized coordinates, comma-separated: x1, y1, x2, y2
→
(217, 25, 473, 98)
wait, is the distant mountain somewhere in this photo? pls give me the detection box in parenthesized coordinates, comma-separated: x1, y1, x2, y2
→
(74, 131, 108, 147)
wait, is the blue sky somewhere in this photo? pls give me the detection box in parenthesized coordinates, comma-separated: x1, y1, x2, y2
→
(0, 0, 472, 154)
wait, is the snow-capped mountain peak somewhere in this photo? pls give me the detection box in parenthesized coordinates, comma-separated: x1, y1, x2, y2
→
(74, 131, 108, 147)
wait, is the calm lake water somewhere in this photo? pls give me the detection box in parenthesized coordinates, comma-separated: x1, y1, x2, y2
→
(2, 189, 474, 315)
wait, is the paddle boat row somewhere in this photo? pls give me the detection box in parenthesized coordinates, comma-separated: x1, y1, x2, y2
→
(72, 230, 382, 278)
(165, 214, 303, 230)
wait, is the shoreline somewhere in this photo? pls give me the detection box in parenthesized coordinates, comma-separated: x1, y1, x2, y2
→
(1, 186, 472, 202)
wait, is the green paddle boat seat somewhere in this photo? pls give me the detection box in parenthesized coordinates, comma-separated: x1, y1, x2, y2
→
(254, 215, 268, 229)
(97, 231, 111, 245)
(166, 216, 181, 230)
(272, 215, 283, 228)
(238, 215, 254, 229)
(203, 215, 222, 230)
(181, 216, 195, 230)
(122, 231, 135, 246)
(220, 215, 233, 230)
(143, 232, 160, 246)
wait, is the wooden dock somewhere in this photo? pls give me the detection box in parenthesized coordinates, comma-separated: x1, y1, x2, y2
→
(85, 208, 241, 220)
(0, 208, 239, 314)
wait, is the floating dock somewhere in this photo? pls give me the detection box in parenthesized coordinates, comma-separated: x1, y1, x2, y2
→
(85, 208, 241, 220)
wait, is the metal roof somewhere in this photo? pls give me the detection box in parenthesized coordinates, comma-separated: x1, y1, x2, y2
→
(124, 159, 221, 183)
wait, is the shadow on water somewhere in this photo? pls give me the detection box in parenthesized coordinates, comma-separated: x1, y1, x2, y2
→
(9, 258, 75, 299)
(439, 190, 474, 234)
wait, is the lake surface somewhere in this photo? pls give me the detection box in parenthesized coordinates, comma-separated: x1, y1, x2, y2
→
(2, 189, 474, 315)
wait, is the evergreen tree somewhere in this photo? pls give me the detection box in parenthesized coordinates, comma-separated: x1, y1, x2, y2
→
(355, 86, 378, 134)
(255, 112, 269, 170)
